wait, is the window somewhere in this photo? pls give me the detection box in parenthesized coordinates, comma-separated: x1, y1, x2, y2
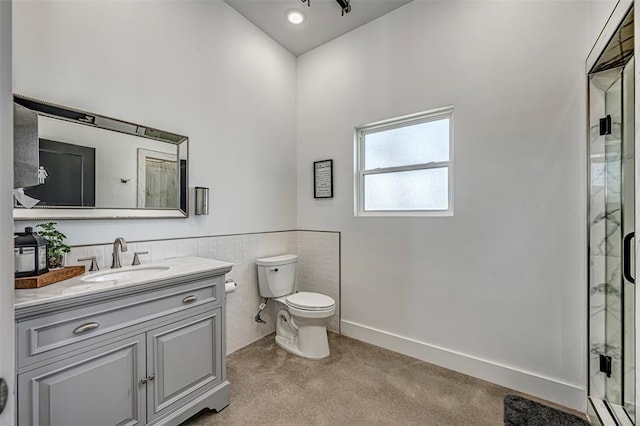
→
(355, 106, 453, 216)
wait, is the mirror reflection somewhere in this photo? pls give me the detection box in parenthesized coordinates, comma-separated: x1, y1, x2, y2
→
(13, 95, 188, 219)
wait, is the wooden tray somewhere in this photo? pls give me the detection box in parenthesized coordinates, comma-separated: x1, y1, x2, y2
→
(15, 266, 86, 289)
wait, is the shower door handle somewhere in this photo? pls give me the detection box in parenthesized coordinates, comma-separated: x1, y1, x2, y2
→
(623, 232, 635, 284)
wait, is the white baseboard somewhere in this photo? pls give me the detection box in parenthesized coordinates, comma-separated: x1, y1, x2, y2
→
(341, 320, 587, 412)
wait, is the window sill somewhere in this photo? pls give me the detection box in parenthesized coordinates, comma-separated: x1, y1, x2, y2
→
(355, 210, 454, 218)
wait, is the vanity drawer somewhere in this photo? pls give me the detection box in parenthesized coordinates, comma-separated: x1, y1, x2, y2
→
(17, 276, 223, 369)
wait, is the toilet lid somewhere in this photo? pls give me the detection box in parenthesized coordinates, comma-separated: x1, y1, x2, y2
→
(256, 254, 298, 267)
(286, 292, 335, 311)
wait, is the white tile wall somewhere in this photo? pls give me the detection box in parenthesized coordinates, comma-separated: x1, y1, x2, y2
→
(297, 231, 340, 333)
(65, 230, 339, 354)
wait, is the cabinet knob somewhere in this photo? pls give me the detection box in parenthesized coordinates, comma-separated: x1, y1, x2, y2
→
(139, 377, 147, 385)
(148, 374, 156, 381)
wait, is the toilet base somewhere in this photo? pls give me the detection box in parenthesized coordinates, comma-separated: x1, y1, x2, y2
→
(275, 313, 331, 359)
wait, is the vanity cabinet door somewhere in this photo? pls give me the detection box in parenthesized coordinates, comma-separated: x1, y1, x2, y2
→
(146, 309, 221, 422)
(18, 334, 146, 426)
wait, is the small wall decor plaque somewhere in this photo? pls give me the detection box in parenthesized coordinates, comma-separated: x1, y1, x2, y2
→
(314, 159, 333, 199)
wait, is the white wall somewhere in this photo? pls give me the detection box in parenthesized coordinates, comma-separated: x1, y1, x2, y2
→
(13, 0, 297, 245)
(588, 0, 619, 51)
(297, 1, 590, 410)
(0, 0, 14, 423)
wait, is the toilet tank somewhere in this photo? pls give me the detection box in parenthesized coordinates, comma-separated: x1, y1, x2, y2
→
(256, 254, 298, 298)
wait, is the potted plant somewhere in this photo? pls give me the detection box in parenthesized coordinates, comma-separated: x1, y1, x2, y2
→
(36, 222, 70, 270)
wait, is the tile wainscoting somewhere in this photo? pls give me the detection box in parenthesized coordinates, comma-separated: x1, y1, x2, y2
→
(64, 230, 340, 355)
(297, 231, 340, 333)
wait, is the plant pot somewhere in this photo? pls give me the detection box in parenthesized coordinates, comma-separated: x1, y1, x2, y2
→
(49, 254, 65, 270)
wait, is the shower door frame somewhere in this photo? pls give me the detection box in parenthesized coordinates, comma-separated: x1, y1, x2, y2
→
(635, 3, 640, 423)
(587, 1, 638, 424)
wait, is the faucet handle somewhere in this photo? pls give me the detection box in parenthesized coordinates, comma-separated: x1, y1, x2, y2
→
(132, 251, 149, 266)
(78, 256, 100, 272)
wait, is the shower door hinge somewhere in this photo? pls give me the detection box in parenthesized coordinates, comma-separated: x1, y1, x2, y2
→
(599, 115, 612, 136)
(599, 354, 612, 378)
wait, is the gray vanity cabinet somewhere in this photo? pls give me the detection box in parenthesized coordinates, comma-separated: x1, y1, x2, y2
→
(18, 333, 147, 426)
(16, 271, 230, 426)
(146, 309, 221, 422)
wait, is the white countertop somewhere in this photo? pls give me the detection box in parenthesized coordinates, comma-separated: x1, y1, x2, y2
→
(15, 256, 234, 310)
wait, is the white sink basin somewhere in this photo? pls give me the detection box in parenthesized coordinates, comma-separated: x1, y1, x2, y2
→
(81, 265, 170, 283)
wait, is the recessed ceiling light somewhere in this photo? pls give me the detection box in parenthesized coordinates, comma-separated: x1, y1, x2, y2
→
(287, 10, 305, 25)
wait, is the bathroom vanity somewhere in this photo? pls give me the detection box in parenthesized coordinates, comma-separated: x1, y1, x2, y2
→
(14, 256, 232, 426)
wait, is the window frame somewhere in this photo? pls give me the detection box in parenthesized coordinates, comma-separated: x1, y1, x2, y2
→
(354, 106, 454, 217)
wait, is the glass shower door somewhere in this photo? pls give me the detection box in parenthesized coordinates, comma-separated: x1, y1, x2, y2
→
(589, 57, 635, 423)
(604, 70, 623, 406)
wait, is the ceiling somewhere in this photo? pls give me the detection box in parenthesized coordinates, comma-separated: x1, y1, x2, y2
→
(224, 0, 413, 56)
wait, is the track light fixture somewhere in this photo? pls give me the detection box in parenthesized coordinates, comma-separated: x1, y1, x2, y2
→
(335, 0, 351, 16)
(300, 0, 351, 16)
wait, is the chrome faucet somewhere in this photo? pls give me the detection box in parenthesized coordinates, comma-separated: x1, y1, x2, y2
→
(111, 237, 128, 268)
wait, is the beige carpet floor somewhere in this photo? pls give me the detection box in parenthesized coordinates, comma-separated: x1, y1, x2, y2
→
(183, 333, 587, 426)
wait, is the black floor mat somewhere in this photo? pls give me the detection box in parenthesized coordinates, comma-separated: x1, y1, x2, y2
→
(504, 395, 589, 425)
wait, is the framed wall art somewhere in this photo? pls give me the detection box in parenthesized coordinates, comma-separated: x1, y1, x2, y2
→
(314, 159, 333, 199)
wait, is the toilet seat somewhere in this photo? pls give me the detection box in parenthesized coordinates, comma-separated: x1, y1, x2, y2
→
(274, 292, 336, 320)
(286, 292, 335, 311)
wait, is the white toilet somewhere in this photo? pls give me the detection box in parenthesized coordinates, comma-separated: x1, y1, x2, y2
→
(256, 254, 335, 359)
